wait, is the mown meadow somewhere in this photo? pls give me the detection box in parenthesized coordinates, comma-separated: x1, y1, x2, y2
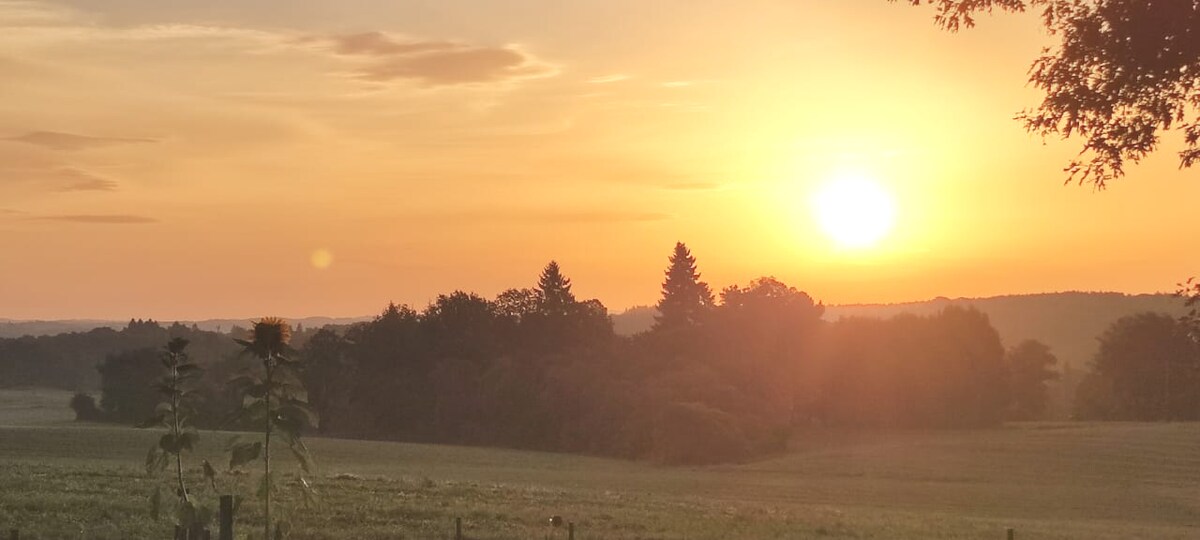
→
(2, 389, 1199, 539)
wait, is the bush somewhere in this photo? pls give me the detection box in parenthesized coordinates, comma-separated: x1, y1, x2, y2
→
(651, 402, 748, 465)
(69, 392, 102, 421)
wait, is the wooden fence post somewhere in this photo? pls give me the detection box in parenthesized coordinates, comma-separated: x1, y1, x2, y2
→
(1007, 528, 1014, 540)
(568, 522, 575, 540)
(218, 495, 234, 540)
(455, 517, 462, 540)
(9, 529, 18, 540)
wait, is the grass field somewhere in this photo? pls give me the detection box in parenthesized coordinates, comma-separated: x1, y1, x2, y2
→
(2, 388, 1199, 539)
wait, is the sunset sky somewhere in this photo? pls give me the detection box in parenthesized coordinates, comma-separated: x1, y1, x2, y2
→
(2, 0, 1199, 320)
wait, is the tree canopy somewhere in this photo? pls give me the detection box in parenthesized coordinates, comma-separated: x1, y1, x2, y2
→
(1075, 312, 1200, 420)
(902, 0, 1200, 186)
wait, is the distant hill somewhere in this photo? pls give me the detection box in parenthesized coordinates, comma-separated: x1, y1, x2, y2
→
(0, 316, 370, 339)
(612, 305, 657, 335)
(612, 292, 1187, 370)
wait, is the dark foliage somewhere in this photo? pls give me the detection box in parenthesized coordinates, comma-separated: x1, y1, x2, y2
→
(1006, 340, 1059, 420)
(69, 392, 101, 421)
(902, 0, 1200, 186)
(1074, 312, 1200, 420)
(808, 306, 1009, 429)
(654, 242, 714, 331)
(0, 319, 240, 390)
(34, 247, 1070, 464)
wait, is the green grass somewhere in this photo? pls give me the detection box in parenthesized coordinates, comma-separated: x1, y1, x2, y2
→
(2, 388, 1199, 539)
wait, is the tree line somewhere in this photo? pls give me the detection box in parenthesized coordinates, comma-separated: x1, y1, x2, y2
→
(41, 243, 1087, 464)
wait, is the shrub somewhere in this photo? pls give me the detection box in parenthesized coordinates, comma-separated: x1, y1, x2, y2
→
(651, 401, 748, 465)
(69, 392, 102, 421)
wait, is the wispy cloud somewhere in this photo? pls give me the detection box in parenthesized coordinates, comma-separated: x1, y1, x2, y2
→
(0, 0, 80, 26)
(4, 131, 155, 151)
(325, 32, 457, 56)
(53, 168, 118, 191)
(0, 161, 124, 193)
(317, 32, 556, 86)
(588, 74, 630, 84)
(0, 1, 281, 46)
(446, 208, 669, 224)
(37, 214, 157, 224)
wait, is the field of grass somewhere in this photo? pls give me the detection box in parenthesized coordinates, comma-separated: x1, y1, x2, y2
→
(2, 388, 1200, 539)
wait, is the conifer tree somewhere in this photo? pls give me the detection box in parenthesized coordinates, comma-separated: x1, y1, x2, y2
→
(537, 261, 576, 316)
(654, 242, 714, 330)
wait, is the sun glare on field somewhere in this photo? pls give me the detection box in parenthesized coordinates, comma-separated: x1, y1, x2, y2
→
(812, 171, 897, 250)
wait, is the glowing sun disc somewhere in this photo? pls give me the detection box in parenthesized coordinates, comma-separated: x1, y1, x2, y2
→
(812, 174, 897, 249)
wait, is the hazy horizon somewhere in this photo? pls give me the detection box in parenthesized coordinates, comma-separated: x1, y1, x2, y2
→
(0, 288, 1182, 323)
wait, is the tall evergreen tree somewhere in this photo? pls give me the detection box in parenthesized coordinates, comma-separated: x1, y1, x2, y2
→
(537, 261, 576, 316)
(654, 242, 714, 330)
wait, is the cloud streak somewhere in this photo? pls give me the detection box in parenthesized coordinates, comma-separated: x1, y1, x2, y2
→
(4, 131, 155, 151)
(319, 32, 556, 85)
(36, 214, 157, 224)
(52, 168, 118, 191)
(443, 208, 669, 224)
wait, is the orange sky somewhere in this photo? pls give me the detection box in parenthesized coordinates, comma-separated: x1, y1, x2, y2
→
(1, 0, 1198, 320)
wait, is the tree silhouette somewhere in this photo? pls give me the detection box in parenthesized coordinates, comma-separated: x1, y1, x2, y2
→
(901, 0, 1200, 186)
(537, 261, 576, 317)
(654, 242, 714, 331)
(1005, 339, 1059, 420)
(494, 288, 541, 322)
(1079, 312, 1200, 420)
(1177, 278, 1200, 342)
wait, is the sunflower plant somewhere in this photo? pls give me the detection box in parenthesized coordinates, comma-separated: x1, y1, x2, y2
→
(228, 318, 319, 539)
(139, 337, 218, 530)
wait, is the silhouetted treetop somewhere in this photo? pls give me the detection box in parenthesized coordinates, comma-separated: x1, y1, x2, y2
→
(494, 288, 541, 321)
(720, 277, 823, 318)
(537, 261, 576, 316)
(901, 0, 1200, 186)
(654, 242, 714, 331)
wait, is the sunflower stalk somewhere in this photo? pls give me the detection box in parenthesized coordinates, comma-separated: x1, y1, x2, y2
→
(229, 318, 320, 539)
(139, 337, 209, 528)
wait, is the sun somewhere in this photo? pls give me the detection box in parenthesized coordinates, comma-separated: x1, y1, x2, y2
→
(811, 172, 897, 250)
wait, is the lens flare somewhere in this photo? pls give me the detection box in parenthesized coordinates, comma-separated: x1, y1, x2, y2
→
(310, 249, 334, 270)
